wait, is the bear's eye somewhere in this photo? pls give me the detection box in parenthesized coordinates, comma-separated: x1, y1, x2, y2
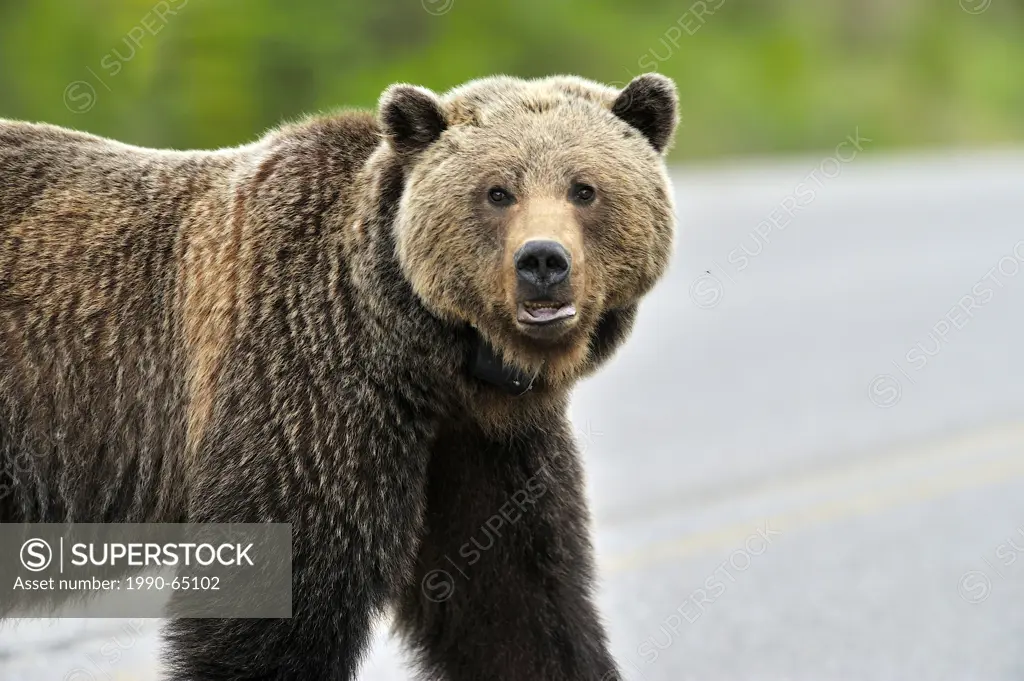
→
(572, 184, 596, 204)
(488, 187, 514, 206)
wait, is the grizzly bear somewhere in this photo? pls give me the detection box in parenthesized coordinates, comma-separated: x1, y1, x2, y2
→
(0, 73, 677, 679)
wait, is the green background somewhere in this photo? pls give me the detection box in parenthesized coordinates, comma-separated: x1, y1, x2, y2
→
(0, 0, 1021, 159)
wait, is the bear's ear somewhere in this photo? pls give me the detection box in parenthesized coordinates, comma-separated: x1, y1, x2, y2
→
(378, 84, 448, 155)
(611, 74, 679, 154)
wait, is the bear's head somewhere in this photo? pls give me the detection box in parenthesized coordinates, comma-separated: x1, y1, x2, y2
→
(378, 74, 677, 392)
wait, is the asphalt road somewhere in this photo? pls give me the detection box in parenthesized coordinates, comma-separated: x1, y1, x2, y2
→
(4, 150, 1024, 680)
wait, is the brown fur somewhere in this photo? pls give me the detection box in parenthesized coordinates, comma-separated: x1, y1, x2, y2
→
(179, 168, 245, 463)
(0, 74, 678, 680)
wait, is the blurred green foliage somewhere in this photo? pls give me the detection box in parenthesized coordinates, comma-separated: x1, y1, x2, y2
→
(0, 0, 1021, 159)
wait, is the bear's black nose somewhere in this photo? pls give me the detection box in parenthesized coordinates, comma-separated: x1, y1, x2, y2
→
(514, 240, 571, 291)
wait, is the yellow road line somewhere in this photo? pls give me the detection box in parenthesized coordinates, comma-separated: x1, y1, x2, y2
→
(601, 421, 1024, 528)
(603, 427, 1024, 575)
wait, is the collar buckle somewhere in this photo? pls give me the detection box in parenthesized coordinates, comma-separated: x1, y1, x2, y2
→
(469, 332, 540, 397)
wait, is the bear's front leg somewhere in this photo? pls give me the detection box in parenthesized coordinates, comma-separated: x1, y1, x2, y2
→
(164, 376, 433, 681)
(396, 417, 621, 681)
(163, 524, 385, 680)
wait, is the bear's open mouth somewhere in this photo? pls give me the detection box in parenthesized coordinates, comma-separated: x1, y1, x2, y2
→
(517, 301, 577, 325)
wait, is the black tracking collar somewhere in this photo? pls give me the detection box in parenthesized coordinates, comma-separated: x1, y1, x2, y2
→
(468, 330, 540, 397)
